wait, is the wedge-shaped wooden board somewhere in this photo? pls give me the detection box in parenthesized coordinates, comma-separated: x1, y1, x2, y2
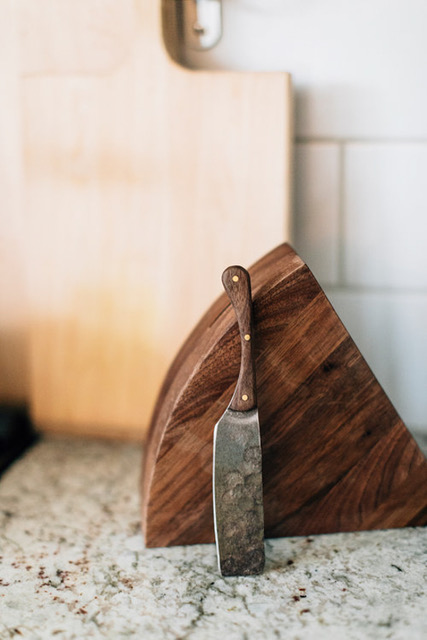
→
(142, 243, 427, 547)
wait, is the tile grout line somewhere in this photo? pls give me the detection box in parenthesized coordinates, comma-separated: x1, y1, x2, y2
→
(324, 284, 427, 295)
(289, 137, 298, 245)
(336, 141, 346, 287)
(296, 136, 427, 145)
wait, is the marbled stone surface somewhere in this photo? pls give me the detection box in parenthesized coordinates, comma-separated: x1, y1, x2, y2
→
(0, 436, 426, 640)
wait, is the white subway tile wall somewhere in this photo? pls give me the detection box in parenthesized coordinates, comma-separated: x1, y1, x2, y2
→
(343, 144, 427, 289)
(294, 143, 341, 285)
(186, 0, 427, 433)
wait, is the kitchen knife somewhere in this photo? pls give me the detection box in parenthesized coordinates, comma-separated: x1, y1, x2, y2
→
(213, 265, 265, 576)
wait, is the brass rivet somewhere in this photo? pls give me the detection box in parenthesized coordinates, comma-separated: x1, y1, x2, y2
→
(242, 394, 248, 401)
(244, 334, 251, 341)
(232, 275, 239, 282)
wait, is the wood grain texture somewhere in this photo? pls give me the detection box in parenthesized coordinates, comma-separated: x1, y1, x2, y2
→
(142, 243, 427, 547)
(222, 266, 256, 412)
(12, 1, 291, 436)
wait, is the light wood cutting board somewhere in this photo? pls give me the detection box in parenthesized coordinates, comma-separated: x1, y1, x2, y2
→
(2, 0, 291, 439)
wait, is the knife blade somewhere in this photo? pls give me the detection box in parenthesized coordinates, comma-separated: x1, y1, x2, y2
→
(213, 265, 265, 576)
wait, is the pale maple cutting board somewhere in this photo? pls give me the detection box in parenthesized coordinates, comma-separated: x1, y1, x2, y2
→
(1, 1, 291, 439)
(0, 1, 28, 405)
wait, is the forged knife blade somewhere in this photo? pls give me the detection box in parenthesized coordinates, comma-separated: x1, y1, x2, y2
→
(213, 265, 265, 577)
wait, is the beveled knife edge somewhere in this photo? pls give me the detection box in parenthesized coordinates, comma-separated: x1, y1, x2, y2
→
(213, 265, 265, 576)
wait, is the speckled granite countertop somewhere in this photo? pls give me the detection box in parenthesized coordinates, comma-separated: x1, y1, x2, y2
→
(0, 436, 426, 640)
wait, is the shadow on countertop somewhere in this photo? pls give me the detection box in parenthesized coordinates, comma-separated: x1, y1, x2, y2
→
(0, 405, 39, 478)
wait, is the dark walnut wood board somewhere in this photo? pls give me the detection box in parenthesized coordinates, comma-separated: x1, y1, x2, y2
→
(141, 243, 427, 547)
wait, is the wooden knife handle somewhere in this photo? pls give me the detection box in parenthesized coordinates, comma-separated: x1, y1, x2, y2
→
(222, 265, 257, 411)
